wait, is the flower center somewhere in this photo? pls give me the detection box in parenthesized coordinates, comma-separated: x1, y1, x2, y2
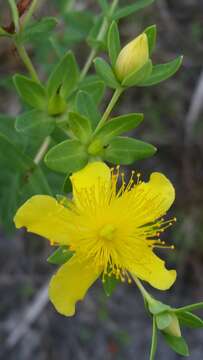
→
(99, 224, 116, 241)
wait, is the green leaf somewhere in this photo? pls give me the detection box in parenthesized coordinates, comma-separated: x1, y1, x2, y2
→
(140, 56, 183, 86)
(122, 59, 152, 87)
(47, 51, 79, 98)
(94, 113, 143, 145)
(175, 302, 203, 313)
(103, 275, 119, 297)
(45, 139, 88, 174)
(0, 115, 25, 147)
(68, 112, 92, 144)
(108, 21, 121, 67)
(78, 78, 105, 105)
(63, 173, 72, 194)
(98, 0, 109, 12)
(21, 17, 58, 43)
(15, 109, 55, 137)
(13, 74, 47, 110)
(113, 0, 154, 20)
(156, 312, 172, 330)
(87, 16, 105, 51)
(47, 246, 74, 265)
(163, 334, 189, 356)
(177, 311, 203, 328)
(103, 136, 156, 165)
(0, 132, 32, 172)
(64, 10, 94, 43)
(0, 133, 51, 195)
(94, 57, 120, 89)
(76, 91, 100, 129)
(144, 24, 157, 55)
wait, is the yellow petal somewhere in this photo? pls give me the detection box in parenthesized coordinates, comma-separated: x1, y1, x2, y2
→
(14, 195, 71, 245)
(131, 252, 176, 290)
(132, 172, 175, 225)
(49, 255, 100, 316)
(70, 161, 111, 205)
(115, 33, 149, 81)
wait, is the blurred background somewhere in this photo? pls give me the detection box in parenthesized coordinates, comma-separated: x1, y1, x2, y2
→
(0, 0, 203, 359)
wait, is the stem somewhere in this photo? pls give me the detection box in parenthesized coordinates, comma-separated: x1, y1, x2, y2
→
(15, 42, 40, 82)
(80, 0, 119, 81)
(34, 136, 51, 165)
(95, 87, 123, 131)
(21, 0, 39, 30)
(149, 317, 158, 360)
(8, 0, 20, 32)
(133, 275, 154, 304)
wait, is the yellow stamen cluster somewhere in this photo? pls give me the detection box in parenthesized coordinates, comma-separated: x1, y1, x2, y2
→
(64, 167, 175, 283)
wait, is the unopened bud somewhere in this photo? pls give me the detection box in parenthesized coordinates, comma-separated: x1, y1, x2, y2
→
(164, 313, 181, 338)
(48, 94, 67, 116)
(115, 33, 149, 82)
(88, 139, 103, 156)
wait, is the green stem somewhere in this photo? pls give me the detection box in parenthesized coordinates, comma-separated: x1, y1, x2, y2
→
(15, 42, 40, 82)
(95, 87, 123, 131)
(34, 136, 51, 165)
(133, 275, 154, 304)
(80, 0, 119, 81)
(8, 0, 19, 32)
(149, 317, 158, 360)
(21, 0, 40, 30)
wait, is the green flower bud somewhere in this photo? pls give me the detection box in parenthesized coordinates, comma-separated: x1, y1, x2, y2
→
(115, 33, 149, 82)
(48, 94, 67, 116)
(164, 313, 181, 338)
(88, 139, 103, 156)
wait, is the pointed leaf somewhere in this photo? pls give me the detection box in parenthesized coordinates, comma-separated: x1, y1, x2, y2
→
(47, 246, 74, 265)
(68, 112, 92, 144)
(175, 302, 203, 313)
(163, 334, 189, 356)
(76, 91, 100, 129)
(103, 136, 156, 165)
(144, 24, 157, 55)
(177, 311, 203, 328)
(15, 109, 55, 137)
(94, 113, 143, 145)
(140, 56, 183, 86)
(0, 132, 32, 172)
(47, 51, 79, 98)
(103, 275, 119, 297)
(13, 74, 47, 110)
(113, 0, 155, 20)
(79, 78, 105, 104)
(98, 0, 109, 12)
(21, 17, 58, 43)
(122, 59, 152, 87)
(45, 139, 88, 174)
(108, 21, 121, 67)
(94, 57, 120, 89)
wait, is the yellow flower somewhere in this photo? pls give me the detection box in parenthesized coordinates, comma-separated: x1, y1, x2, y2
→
(115, 33, 149, 82)
(14, 162, 176, 316)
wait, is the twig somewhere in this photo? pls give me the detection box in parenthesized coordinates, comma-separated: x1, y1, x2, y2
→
(185, 69, 203, 144)
(5, 281, 49, 349)
(33, 136, 51, 165)
(3, 0, 32, 34)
